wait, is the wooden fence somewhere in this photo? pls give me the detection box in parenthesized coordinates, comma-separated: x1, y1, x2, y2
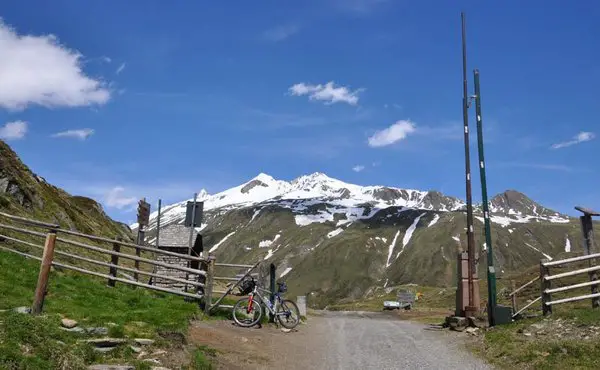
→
(509, 206, 599, 319)
(509, 253, 600, 318)
(0, 211, 212, 315)
(540, 253, 600, 315)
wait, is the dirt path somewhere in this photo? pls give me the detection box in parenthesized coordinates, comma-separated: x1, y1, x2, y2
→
(189, 311, 492, 370)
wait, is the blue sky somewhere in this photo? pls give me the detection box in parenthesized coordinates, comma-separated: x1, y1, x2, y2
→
(0, 0, 598, 223)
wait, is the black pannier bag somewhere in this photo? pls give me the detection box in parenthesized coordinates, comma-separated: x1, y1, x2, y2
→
(238, 277, 256, 295)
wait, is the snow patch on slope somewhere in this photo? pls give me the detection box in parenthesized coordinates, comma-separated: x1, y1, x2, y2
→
(428, 214, 440, 227)
(250, 208, 262, 222)
(209, 231, 236, 253)
(475, 213, 570, 228)
(402, 213, 425, 248)
(295, 212, 335, 226)
(386, 230, 402, 268)
(327, 228, 344, 239)
(525, 242, 553, 260)
(396, 213, 426, 259)
(279, 267, 292, 278)
(259, 234, 281, 248)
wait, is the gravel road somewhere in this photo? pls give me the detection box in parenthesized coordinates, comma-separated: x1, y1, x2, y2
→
(190, 310, 492, 370)
(284, 311, 492, 370)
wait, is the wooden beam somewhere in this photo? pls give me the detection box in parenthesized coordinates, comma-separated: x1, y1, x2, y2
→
(56, 236, 207, 276)
(575, 206, 600, 216)
(204, 256, 215, 315)
(31, 231, 57, 315)
(0, 211, 60, 229)
(108, 241, 120, 287)
(215, 263, 254, 268)
(543, 252, 600, 267)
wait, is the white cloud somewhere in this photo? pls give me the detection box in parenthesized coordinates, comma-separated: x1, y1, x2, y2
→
(263, 24, 300, 42)
(104, 186, 137, 209)
(352, 165, 365, 172)
(288, 81, 363, 105)
(495, 162, 575, 172)
(368, 120, 416, 147)
(116, 62, 126, 75)
(0, 120, 28, 140)
(51, 128, 94, 140)
(0, 20, 111, 111)
(551, 131, 595, 149)
(331, 0, 388, 14)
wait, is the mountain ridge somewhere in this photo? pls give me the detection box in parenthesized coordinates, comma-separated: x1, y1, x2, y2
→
(131, 172, 569, 230)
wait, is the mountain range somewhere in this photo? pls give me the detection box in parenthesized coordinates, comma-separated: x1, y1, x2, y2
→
(0, 136, 592, 308)
(131, 172, 588, 307)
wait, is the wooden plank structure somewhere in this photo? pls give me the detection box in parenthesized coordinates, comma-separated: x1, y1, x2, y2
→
(509, 206, 600, 319)
(0, 211, 211, 315)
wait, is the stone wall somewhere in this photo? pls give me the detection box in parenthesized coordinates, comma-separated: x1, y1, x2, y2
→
(152, 247, 204, 292)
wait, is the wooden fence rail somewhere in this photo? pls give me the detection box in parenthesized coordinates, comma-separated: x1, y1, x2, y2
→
(541, 253, 600, 315)
(509, 276, 540, 318)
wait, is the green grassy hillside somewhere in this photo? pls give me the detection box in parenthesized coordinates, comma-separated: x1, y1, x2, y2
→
(0, 250, 205, 369)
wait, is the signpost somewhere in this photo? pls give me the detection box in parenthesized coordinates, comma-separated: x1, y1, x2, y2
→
(184, 193, 205, 292)
(185, 199, 204, 228)
(155, 199, 162, 248)
(135, 198, 151, 282)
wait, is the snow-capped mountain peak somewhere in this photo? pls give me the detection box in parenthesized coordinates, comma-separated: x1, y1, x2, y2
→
(129, 172, 570, 230)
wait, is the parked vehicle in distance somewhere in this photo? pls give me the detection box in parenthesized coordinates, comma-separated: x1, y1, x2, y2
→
(383, 300, 401, 310)
(383, 290, 415, 310)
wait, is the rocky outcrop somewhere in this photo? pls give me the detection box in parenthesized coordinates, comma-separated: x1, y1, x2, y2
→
(241, 179, 268, 194)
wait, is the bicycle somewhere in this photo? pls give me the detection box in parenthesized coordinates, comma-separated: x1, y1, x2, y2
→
(232, 276, 301, 329)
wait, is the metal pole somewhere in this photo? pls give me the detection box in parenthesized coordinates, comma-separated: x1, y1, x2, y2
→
(185, 193, 198, 292)
(155, 199, 162, 248)
(461, 11, 477, 316)
(474, 69, 496, 326)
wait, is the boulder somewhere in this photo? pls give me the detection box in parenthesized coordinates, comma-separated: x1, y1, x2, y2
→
(84, 338, 128, 347)
(13, 306, 31, 314)
(61, 318, 78, 329)
(134, 338, 155, 346)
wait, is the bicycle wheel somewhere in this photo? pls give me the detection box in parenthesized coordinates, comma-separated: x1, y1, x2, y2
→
(276, 299, 301, 329)
(232, 297, 262, 327)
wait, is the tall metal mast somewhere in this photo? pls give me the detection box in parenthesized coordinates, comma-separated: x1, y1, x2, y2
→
(461, 12, 477, 315)
(474, 69, 496, 326)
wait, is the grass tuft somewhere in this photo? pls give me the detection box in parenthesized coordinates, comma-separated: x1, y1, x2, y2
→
(190, 345, 216, 369)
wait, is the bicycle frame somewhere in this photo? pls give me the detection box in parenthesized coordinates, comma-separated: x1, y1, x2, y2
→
(247, 284, 284, 317)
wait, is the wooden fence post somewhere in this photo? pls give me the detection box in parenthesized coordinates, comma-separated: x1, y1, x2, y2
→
(134, 230, 144, 283)
(203, 255, 215, 315)
(511, 280, 517, 314)
(580, 214, 599, 308)
(31, 230, 57, 315)
(540, 259, 552, 316)
(108, 239, 121, 287)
